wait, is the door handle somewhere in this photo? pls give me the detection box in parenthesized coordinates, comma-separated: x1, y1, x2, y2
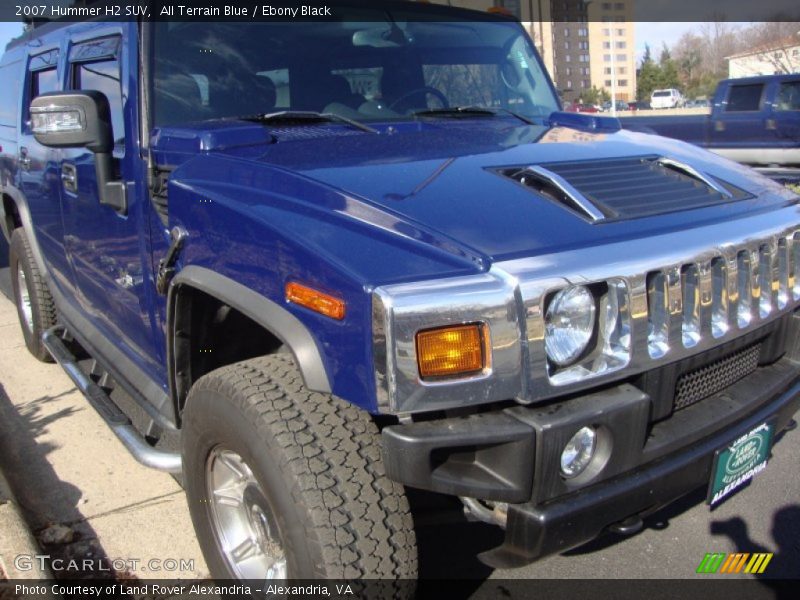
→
(19, 147, 31, 170)
(61, 164, 78, 193)
(765, 119, 777, 130)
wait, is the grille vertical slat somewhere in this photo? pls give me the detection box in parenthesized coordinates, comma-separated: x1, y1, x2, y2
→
(682, 264, 701, 348)
(667, 266, 684, 351)
(711, 257, 729, 339)
(757, 245, 772, 319)
(776, 237, 789, 310)
(737, 250, 754, 329)
(647, 271, 669, 358)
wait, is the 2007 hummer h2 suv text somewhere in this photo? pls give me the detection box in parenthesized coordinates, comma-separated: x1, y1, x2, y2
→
(1, 2, 799, 580)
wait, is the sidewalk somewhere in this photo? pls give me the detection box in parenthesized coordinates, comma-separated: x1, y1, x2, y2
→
(0, 293, 207, 580)
(0, 469, 51, 580)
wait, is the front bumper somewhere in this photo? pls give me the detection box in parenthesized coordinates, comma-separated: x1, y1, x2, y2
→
(382, 318, 800, 568)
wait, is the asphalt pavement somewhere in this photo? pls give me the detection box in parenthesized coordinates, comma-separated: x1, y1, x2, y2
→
(0, 235, 797, 589)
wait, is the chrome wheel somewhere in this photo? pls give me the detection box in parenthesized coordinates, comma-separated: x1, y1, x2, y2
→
(206, 447, 287, 580)
(17, 264, 34, 333)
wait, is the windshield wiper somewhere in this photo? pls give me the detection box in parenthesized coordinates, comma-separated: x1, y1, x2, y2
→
(239, 110, 379, 134)
(411, 106, 536, 125)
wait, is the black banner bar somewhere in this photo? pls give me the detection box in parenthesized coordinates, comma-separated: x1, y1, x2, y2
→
(1, 0, 800, 23)
(2, 579, 800, 600)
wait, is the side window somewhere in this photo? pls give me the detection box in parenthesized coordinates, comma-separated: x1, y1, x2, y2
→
(775, 81, 800, 112)
(0, 61, 21, 126)
(725, 84, 764, 112)
(26, 50, 61, 127)
(72, 55, 124, 145)
(31, 68, 59, 98)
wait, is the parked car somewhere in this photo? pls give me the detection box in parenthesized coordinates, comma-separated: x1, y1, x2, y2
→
(565, 102, 600, 113)
(651, 88, 685, 109)
(601, 100, 630, 112)
(686, 98, 710, 109)
(1, 4, 799, 582)
(624, 75, 800, 166)
(627, 101, 651, 111)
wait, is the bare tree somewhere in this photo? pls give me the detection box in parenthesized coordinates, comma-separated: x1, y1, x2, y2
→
(736, 22, 800, 74)
(697, 21, 741, 77)
(670, 23, 740, 97)
(673, 32, 703, 77)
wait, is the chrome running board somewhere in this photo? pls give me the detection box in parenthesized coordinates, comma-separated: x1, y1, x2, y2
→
(42, 327, 182, 473)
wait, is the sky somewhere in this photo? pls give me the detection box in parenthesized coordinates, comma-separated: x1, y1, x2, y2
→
(0, 21, 23, 52)
(635, 22, 699, 62)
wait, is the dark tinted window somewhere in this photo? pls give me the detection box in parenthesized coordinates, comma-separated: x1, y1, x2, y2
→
(74, 59, 124, 144)
(775, 81, 800, 111)
(32, 68, 59, 98)
(725, 84, 763, 112)
(152, 18, 559, 126)
(0, 61, 20, 125)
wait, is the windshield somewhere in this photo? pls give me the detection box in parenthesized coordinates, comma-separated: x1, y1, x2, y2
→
(152, 16, 559, 127)
(652, 90, 672, 97)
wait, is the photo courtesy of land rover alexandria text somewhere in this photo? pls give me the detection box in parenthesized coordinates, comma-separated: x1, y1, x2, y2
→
(1, 1, 799, 580)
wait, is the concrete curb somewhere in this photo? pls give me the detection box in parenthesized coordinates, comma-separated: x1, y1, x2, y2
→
(0, 469, 52, 580)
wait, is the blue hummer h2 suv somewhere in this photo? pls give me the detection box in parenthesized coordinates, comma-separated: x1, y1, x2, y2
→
(1, 3, 799, 580)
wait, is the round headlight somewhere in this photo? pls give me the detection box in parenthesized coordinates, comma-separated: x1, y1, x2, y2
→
(545, 285, 596, 366)
(560, 426, 597, 478)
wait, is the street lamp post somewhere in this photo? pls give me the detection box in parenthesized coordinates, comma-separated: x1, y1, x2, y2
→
(610, 23, 617, 116)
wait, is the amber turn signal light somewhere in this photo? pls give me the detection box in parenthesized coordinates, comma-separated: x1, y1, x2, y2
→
(416, 323, 488, 379)
(285, 282, 346, 320)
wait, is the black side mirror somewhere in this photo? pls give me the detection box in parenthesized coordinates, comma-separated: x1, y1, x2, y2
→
(30, 91, 126, 213)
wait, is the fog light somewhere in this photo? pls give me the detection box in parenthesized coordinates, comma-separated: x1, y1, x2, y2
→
(560, 426, 597, 478)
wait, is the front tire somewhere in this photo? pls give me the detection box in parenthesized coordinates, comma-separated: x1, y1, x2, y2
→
(9, 228, 56, 362)
(182, 354, 418, 579)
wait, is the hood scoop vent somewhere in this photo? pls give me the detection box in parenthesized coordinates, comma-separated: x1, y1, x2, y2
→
(497, 155, 751, 222)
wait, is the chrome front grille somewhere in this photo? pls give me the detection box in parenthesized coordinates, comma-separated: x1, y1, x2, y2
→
(645, 236, 796, 359)
(495, 205, 800, 404)
(373, 204, 800, 414)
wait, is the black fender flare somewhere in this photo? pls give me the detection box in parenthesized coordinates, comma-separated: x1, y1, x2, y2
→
(0, 185, 48, 275)
(167, 266, 333, 418)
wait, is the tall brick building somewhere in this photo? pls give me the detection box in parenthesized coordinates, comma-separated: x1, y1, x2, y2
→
(427, 0, 637, 104)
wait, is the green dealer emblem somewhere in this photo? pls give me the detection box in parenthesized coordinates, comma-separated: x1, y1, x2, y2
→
(708, 422, 774, 506)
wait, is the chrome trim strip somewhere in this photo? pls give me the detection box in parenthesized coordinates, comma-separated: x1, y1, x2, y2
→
(655, 157, 734, 199)
(793, 233, 800, 300)
(372, 294, 392, 412)
(524, 165, 606, 222)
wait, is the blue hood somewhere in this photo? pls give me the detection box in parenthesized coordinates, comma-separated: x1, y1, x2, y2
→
(154, 118, 797, 265)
